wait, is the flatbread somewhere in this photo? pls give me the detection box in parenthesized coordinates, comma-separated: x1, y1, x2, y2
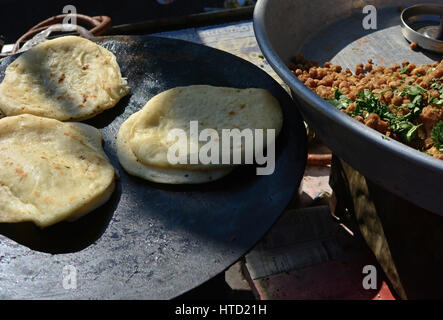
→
(117, 85, 283, 184)
(0, 36, 130, 121)
(117, 111, 235, 184)
(0, 114, 116, 228)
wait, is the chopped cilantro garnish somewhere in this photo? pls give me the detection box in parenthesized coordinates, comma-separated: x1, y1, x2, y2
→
(432, 121, 443, 152)
(399, 85, 428, 98)
(426, 68, 437, 75)
(428, 96, 443, 106)
(428, 80, 443, 106)
(327, 89, 424, 143)
(353, 90, 393, 120)
(399, 66, 408, 74)
(325, 89, 352, 110)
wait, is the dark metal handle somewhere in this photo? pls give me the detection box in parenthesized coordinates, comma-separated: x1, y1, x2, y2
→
(12, 14, 111, 54)
(437, 16, 443, 40)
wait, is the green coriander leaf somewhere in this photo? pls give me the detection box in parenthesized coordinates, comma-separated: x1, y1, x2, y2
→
(432, 121, 443, 152)
(400, 85, 428, 97)
(405, 123, 422, 143)
(325, 89, 352, 110)
(426, 68, 437, 75)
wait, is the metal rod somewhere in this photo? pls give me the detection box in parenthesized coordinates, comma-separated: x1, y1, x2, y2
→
(108, 6, 254, 35)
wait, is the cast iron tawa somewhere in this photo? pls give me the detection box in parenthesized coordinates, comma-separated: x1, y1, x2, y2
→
(0, 35, 307, 299)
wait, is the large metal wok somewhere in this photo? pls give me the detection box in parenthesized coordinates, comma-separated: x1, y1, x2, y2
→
(254, 0, 443, 215)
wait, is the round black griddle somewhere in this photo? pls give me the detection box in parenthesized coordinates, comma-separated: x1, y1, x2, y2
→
(0, 35, 307, 299)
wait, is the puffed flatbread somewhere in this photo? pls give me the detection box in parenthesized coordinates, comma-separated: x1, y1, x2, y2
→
(117, 85, 283, 184)
(117, 110, 235, 184)
(0, 114, 116, 228)
(0, 36, 130, 121)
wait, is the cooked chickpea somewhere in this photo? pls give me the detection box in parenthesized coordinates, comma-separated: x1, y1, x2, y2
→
(288, 54, 443, 160)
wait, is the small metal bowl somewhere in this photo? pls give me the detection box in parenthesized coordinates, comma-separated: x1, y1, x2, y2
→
(400, 4, 443, 53)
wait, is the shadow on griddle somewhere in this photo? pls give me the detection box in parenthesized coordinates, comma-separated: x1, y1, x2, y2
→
(113, 124, 300, 251)
(123, 131, 287, 194)
(131, 165, 257, 193)
(413, 47, 442, 62)
(0, 182, 122, 254)
(83, 94, 132, 129)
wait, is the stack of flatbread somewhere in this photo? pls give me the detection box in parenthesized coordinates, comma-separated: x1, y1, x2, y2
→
(0, 36, 129, 227)
(117, 85, 283, 184)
